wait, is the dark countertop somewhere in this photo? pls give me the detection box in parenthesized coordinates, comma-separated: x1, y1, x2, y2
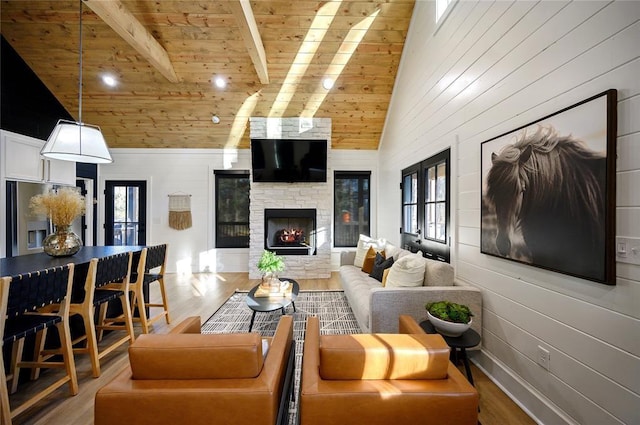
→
(0, 246, 145, 277)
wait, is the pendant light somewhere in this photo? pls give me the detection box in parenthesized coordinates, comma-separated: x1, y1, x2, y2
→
(41, 0, 113, 164)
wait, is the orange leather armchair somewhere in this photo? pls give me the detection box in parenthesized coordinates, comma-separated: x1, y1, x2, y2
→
(300, 315, 478, 425)
(95, 315, 294, 425)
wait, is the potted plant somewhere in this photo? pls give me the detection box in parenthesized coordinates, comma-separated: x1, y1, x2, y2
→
(257, 250, 285, 291)
(425, 301, 473, 337)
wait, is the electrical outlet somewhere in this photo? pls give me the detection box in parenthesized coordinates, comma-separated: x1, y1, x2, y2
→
(537, 346, 550, 371)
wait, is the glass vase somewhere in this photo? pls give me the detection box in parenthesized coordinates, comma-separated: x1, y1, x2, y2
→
(262, 271, 281, 292)
(43, 225, 83, 257)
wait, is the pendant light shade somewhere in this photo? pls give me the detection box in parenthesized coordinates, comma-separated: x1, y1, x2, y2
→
(41, 0, 112, 164)
(42, 120, 113, 163)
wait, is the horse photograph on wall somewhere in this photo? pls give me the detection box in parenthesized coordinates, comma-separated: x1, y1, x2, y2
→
(481, 89, 617, 285)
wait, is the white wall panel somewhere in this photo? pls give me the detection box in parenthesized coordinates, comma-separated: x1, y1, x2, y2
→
(457, 190, 478, 211)
(482, 310, 637, 425)
(617, 170, 640, 206)
(458, 226, 479, 248)
(481, 328, 625, 425)
(617, 132, 640, 172)
(379, 1, 640, 423)
(618, 93, 640, 136)
(617, 266, 640, 284)
(457, 171, 478, 193)
(463, 264, 640, 409)
(617, 208, 640, 237)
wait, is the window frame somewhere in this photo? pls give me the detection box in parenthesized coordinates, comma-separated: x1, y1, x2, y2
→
(434, 0, 457, 34)
(333, 171, 371, 248)
(423, 159, 448, 243)
(214, 170, 250, 249)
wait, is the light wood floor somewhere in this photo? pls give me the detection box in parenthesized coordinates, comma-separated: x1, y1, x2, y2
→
(8, 272, 535, 425)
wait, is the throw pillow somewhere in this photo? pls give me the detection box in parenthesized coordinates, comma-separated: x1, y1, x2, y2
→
(384, 243, 403, 261)
(369, 253, 394, 282)
(382, 268, 391, 287)
(385, 253, 426, 287)
(353, 234, 386, 267)
(361, 246, 380, 274)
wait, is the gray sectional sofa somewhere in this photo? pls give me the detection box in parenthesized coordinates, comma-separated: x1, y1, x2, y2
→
(339, 249, 482, 341)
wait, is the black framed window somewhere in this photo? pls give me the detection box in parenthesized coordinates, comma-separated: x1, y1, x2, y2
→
(334, 171, 371, 247)
(215, 171, 250, 248)
(424, 160, 447, 242)
(401, 149, 450, 262)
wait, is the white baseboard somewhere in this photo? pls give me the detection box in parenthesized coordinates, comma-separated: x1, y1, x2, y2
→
(470, 350, 579, 425)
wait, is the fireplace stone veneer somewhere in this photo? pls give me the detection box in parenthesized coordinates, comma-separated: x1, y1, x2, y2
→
(249, 117, 332, 279)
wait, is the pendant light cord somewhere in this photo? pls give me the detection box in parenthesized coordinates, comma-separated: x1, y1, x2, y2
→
(78, 0, 83, 125)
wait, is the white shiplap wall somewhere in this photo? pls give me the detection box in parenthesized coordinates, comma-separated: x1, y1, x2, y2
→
(99, 148, 252, 274)
(378, 1, 639, 424)
(99, 148, 378, 274)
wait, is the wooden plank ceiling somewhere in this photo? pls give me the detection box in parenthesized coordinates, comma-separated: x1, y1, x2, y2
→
(0, 0, 415, 150)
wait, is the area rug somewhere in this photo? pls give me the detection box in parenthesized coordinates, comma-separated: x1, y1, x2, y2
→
(201, 290, 361, 425)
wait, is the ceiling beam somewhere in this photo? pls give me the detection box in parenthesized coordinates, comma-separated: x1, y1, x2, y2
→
(229, 0, 269, 84)
(83, 0, 179, 83)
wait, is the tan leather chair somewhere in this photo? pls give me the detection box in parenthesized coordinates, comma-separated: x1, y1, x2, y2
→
(94, 315, 295, 425)
(300, 315, 478, 425)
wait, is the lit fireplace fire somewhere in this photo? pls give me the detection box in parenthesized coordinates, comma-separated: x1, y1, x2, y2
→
(277, 228, 305, 244)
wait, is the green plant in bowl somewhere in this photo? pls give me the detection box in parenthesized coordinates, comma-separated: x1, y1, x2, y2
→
(425, 301, 473, 337)
(426, 301, 473, 324)
(257, 250, 285, 274)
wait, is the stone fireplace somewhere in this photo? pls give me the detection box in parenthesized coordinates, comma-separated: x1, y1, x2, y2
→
(265, 208, 316, 255)
(249, 117, 332, 279)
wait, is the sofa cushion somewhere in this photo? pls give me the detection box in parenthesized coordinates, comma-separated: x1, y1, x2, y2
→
(339, 265, 382, 331)
(353, 234, 386, 267)
(369, 253, 394, 282)
(319, 333, 450, 380)
(424, 258, 455, 286)
(385, 253, 426, 287)
(361, 246, 380, 274)
(129, 333, 264, 380)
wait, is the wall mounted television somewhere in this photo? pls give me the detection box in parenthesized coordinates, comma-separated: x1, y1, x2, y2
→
(251, 138, 328, 183)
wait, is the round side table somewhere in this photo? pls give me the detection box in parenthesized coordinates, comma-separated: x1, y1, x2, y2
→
(420, 320, 481, 386)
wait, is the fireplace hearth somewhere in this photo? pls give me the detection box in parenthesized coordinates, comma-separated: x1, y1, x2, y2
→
(265, 208, 316, 255)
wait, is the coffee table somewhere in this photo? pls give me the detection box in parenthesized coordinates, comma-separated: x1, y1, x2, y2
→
(246, 278, 299, 331)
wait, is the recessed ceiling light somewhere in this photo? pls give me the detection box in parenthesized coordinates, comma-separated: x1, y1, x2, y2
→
(322, 78, 334, 90)
(212, 115, 220, 124)
(101, 74, 118, 88)
(214, 77, 227, 89)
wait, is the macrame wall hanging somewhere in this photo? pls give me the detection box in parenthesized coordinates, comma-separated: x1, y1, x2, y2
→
(168, 193, 192, 230)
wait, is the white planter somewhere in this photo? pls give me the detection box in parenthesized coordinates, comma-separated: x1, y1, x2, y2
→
(427, 311, 471, 337)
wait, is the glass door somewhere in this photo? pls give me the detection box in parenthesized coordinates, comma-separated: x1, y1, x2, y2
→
(104, 180, 146, 246)
(401, 149, 450, 262)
